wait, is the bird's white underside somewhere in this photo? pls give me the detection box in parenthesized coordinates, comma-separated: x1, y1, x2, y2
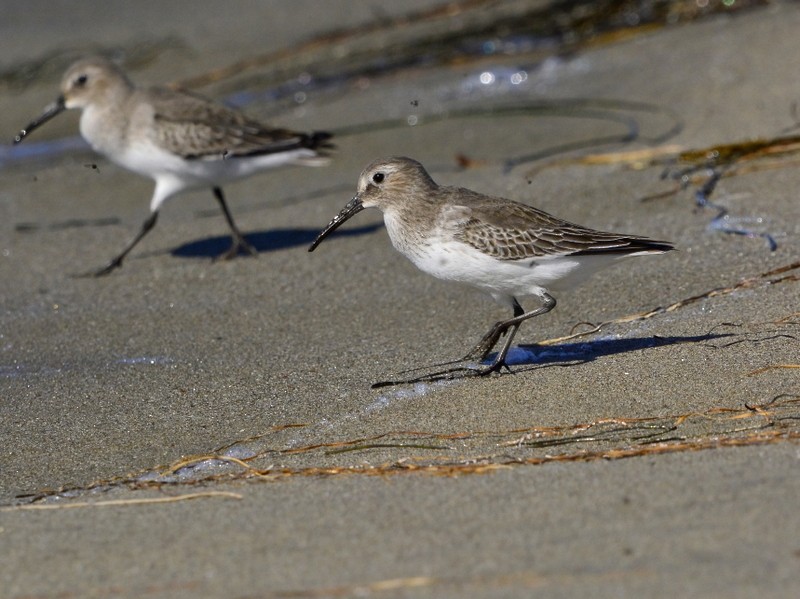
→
(384, 208, 664, 308)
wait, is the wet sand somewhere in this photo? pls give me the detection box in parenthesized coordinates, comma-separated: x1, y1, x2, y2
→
(1, 1, 799, 597)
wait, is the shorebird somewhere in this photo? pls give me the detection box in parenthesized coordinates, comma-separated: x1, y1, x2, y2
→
(309, 157, 674, 384)
(14, 56, 333, 276)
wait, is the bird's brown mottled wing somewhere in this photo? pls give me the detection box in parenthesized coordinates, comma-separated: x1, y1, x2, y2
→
(145, 87, 321, 159)
(448, 188, 672, 259)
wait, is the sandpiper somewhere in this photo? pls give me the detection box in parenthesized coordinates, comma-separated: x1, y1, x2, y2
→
(309, 157, 674, 383)
(14, 56, 333, 276)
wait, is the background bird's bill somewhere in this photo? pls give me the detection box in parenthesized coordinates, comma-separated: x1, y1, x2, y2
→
(14, 96, 66, 144)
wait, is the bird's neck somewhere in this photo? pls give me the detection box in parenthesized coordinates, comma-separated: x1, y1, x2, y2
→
(384, 203, 436, 257)
(79, 93, 131, 155)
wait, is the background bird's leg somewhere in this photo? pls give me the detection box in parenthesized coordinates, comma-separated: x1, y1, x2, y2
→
(89, 211, 159, 277)
(213, 187, 257, 260)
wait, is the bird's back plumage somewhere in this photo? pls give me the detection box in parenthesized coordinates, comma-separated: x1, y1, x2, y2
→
(436, 187, 673, 260)
(138, 87, 331, 160)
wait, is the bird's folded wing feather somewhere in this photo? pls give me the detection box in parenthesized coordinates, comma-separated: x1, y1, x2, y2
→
(451, 191, 667, 260)
(146, 87, 308, 159)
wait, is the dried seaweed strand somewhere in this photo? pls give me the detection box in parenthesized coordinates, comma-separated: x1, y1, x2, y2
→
(2, 491, 242, 511)
(747, 364, 800, 377)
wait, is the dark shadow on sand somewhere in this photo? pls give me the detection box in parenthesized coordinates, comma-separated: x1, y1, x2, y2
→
(506, 333, 732, 370)
(171, 223, 383, 258)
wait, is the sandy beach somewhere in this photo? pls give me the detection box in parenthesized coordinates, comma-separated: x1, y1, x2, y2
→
(1, 1, 798, 597)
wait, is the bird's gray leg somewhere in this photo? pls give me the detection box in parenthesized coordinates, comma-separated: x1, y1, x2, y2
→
(462, 298, 526, 362)
(372, 294, 556, 388)
(387, 299, 528, 377)
(474, 293, 556, 375)
(213, 187, 257, 260)
(89, 211, 159, 277)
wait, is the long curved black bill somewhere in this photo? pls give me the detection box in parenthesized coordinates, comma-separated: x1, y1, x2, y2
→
(308, 196, 364, 252)
(13, 96, 66, 144)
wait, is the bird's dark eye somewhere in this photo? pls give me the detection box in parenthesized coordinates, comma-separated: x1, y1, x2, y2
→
(372, 172, 385, 184)
(75, 74, 88, 87)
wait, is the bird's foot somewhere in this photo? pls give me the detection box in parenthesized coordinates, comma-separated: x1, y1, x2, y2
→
(217, 235, 257, 261)
(371, 356, 511, 389)
(72, 257, 123, 278)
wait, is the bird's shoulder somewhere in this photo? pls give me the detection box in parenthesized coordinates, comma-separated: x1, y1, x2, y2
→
(441, 187, 570, 259)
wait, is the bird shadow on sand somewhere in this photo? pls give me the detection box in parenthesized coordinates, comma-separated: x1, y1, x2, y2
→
(507, 332, 732, 371)
(171, 223, 383, 258)
(374, 332, 734, 387)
